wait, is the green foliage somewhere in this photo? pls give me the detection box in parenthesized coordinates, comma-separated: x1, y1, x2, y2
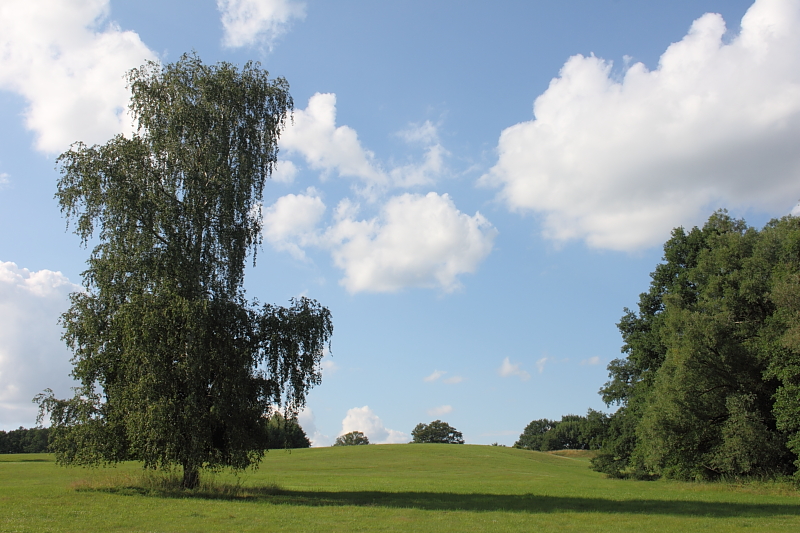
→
(333, 431, 370, 446)
(595, 211, 800, 480)
(514, 410, 609, 451)
(265, 413, 311, 450)
(35, 53, 332, 488)
(0, 427, 50, 453)
(3, 447, 800, 532)
(411, 420, 464, 444)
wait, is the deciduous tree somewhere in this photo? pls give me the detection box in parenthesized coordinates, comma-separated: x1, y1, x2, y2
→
(333, 431, 370, 446)
(35, 53, 332, 488)
(411, 420, 464, 444)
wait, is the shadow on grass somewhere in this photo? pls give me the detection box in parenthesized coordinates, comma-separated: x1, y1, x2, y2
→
(90, 484, 800, 518)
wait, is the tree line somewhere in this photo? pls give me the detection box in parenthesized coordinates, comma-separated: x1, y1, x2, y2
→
(515, 211, 800, 482)
(0, 428, 50, 454)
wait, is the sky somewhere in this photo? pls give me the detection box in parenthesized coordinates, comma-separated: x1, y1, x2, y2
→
(1, 0, 799, 446)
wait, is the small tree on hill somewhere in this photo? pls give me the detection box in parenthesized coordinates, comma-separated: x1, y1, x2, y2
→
(411, 420, 464, 444)
(334, 431, 370, 446)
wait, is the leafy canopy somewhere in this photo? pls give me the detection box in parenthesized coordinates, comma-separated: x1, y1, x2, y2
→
(411, 420, 464, 444)
(36, 53, 332, 488)
(334, 431, 370, 446)
(593, 211, 800, 480)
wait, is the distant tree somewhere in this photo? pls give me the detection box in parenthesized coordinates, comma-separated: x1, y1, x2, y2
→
(334, 431, 370, 446)
(514, 419, 556, 451)
(0, 427, 50, 453)
(35, 53, 332, 489)
(265, 413, 311, 449)
(411, 420, 464, 444)
(515, 411, 609, 452)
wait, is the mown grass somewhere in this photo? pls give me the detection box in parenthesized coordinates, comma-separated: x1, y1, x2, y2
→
(1, 445, 799, 532)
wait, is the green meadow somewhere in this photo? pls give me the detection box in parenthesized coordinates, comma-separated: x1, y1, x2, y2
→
(2, 445, 798, 532)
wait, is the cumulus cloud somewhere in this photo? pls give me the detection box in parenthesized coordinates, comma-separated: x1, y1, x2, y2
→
(390, 121, 449, 187)
(0, 0, 157, 153)
(217, 0, 306, 50)
(423, 370, 463, 383)
(581, 356, 601, 366)
(262, 187, 326, 259)
(297, 407, 330, 447)
(536, 357, 549, 374)
(339, 406, 407, 444)
(320, 356, 338, 376)
(427, 405, 453, 417)
(280, 93, 387, 193)
(0, 262, 81, 429)
(262, 191, 496, 293)
(423, 370, 446, 382)
(280, 94, 450, 197)
(326, 192, 497, 293)
(481, 0, 800, 251)
(272, 160, 299, 184)
(498, 357, 531, 381)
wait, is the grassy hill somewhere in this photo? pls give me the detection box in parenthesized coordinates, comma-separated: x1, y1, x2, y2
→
(2, 445, 799, 532)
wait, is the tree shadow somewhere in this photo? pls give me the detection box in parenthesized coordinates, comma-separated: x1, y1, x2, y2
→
(98, 485, 800, 518)
(263, 490, 800, 518)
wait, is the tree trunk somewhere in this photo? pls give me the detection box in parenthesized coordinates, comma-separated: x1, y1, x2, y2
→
(182, 463, 200, 489)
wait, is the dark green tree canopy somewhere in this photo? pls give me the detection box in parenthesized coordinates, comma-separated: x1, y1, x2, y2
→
(594, 211, 800, 481)
(411, 420, 464, 444)
(264, 413, 311, 450)
(36, 54, 332, 489)
(514, 410, 608, 452)
(333, 431, 370, 446)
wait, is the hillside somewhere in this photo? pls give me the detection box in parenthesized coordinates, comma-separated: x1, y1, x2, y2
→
(2, 445, 799, 532)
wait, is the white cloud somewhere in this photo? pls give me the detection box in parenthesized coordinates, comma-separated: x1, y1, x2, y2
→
(390, 121, 449, 187)
(0, 173, 8, 188)
(280, 93, 388, 194)
(340, 406, 408, 444)
(320, 356, 338, 376)
(263, 191, 496, 293)
(217, 0, 306, 50)
(536, 357, 549, 374)
(326, 192, 497, 293)
(262, 188, 326, 260)
(272, 160, 299, 184)
(280, 94, 450, 196)
(423, 370, 446, 382)
(481, 0, 800, 251)
(498, 357, 531, 381)
(0, 262, 81, 429)
(0, 0, 157, 153)
(297, 407, 330, 447)
(423, 370, 463, 384)
(427, 405, 453, 417)
(581, 356, 601, 366)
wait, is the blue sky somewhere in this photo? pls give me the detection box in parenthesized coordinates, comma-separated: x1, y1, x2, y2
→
(1, 0, 798, 446)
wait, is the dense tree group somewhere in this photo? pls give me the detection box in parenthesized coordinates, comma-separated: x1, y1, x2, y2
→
(592, 211, 800, 480)
(514, 410, 608, 452)
(264, 413, 311, 449)
(0, 428, 50, 454)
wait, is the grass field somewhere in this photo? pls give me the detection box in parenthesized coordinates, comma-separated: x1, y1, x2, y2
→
(2, 445, 799, 532)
